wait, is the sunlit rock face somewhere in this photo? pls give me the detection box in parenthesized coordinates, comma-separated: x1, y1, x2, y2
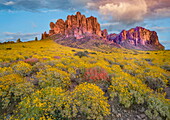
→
(45, 12, 103, 39)
(107, 26, 164, 50)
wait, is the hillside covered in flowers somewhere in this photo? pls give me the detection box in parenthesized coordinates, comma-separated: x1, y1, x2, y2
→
(0, 39, 170, 120)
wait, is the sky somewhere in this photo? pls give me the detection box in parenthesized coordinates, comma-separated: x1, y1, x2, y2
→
(0, 0, 170, 49)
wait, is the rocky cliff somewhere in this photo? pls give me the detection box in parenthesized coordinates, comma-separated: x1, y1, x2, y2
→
(42, 12, 164, 50)
(107, 27, 164, 50)
(42, 12, 102, 39)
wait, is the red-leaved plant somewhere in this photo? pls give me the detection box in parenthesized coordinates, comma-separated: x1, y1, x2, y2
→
(84, 66, 110, 82)
(24, 58, 39, 65)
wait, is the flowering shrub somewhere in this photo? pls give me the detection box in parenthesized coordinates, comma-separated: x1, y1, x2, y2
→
(0, 67, 13, 77)
(24, 58, 39, 65)
(109, 72, 170, 119)
(71, 82, 110, 119)
(84, 66, 110, 82)
(109, 72, 148, 108)
(35, 66, 71, 89)
(13, 83, 111, 119)
(12, 87, 72, 119)
(145, 96, 170, 119)
(12, 61, 32, 76)
(0, 74, 34, 113)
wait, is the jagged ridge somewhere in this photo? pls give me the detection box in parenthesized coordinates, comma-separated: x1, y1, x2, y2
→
(42, 12, 164, 50)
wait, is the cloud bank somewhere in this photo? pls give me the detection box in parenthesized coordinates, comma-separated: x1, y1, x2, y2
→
(0, 32, 40, 42)
(1, 0, 169, 25)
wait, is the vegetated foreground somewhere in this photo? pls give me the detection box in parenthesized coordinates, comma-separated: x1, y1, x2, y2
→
(0, 39, 170, 120)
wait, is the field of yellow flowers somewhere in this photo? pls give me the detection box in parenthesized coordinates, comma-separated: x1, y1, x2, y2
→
(0, 39, 170, 119)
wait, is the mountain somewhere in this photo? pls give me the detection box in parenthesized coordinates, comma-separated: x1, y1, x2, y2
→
(42, 12, 164, 50)
(107, 27, 165, 50)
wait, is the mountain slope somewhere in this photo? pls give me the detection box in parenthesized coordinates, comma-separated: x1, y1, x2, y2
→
(0, 39, 169, 119)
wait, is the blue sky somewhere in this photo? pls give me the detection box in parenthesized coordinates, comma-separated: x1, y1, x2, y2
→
(0, 0, 170, 49)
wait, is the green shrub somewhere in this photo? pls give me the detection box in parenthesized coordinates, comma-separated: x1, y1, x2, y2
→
(71, 82, 110, 119)
(145, 96, 170, 120)
(108, 72, 170, 119)
(0, 74, 34, 115)
(12, 87, 72, 119)
(161, 64, 170, 71)
(0, 67, 13, 77)
(12, 61, 32, 77)
(35, 66, 71, 89)
(74, 51, 88, 58)
(137, 70, 168, 91)
(109, 73, 148, 108)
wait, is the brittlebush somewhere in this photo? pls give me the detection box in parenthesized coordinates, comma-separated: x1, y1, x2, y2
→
(12, 61, 32, 76)
(0, 74, 34, 112)
(109, 72, 170, 119)
(12, 87, 72, 119)
(71, 82, 110, 120)
(35, 66, 71, 89)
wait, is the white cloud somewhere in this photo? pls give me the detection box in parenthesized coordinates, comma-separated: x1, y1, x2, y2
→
(98, 0, 147, 24)
(3, 1, 15, 5)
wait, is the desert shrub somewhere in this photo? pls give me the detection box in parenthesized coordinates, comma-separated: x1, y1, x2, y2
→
(84, 66, 110, 83)
(161, 64, 170, 71)
(12, 83, 110, 119)
(145, 58, 152, 62)
(6, 48, 12, 50)
(108, 72, 170, 119)
(137, 69, 168, 91)
(74, 51, 88, 58)
(109, 73, 148, 108)
(90, 52, 97, 55)
(144, 75, 166, 91)
(84, 50, 89, 54)
(71, 82, 110, 119)
(35, 66, 71, 89)
(32, 62, 50, 72)
(122, 64, 142, 76)
(12, 61, 32, 77)
(24, 58, 39, 65)
(12, 87, 72, 119)
(0, 74, 34, 114)
(0, 67, 13, 77)
(145, 96, 170, 120)
(123, 64, 168, 91)
(0, 62, 11, 67)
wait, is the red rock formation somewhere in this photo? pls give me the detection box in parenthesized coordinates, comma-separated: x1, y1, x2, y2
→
(41, 31, 49, 40)
(101, 29, 108, 39)
(108, 26, 164, 50)
(44, 12, 103, 39)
